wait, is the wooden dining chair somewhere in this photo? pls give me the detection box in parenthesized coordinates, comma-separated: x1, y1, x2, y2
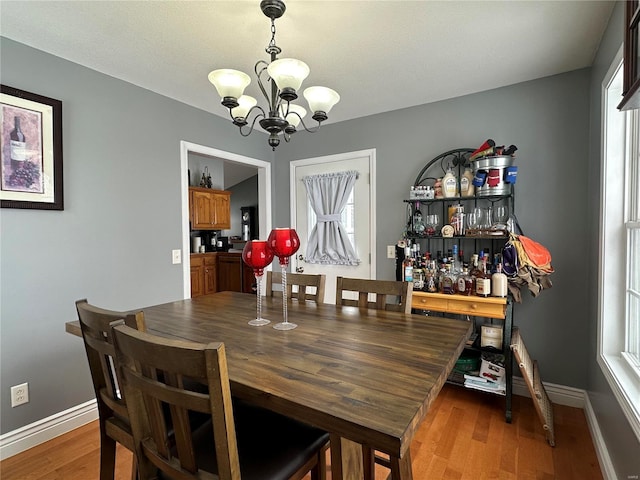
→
(75, 299, 145, 480)
(265, 271, 327, 304)
(335, 277, 413, 314)
(111, 322, 329, 480)
(334, 277, 413, 479)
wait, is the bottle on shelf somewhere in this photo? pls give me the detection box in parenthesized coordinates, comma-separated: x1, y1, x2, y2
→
(476, 255, 492, 297)
(451, 244, 462, 275)
(403, 246, 414, 282)
(491, 263, 508, 297)
(442, 167, 457, 198)
(442, 263, 456, 294)
(461, 167, 475, 197)
(10, 116, 26, 170)
(456, 267, 474, 296)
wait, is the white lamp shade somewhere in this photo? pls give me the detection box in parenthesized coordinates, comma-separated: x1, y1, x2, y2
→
(284, 104, 307, 128)
(208, 69, 251, 99)
(231, 95, 257, 119)
(303, 86, 340, 114)
(267, 58, 310, 91)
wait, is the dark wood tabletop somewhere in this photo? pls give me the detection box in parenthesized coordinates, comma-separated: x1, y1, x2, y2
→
(66, 291, 471, 480)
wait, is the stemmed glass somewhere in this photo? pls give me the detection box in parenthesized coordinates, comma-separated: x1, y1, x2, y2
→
(242, 240, 274, 326)
(492, 205, 509, 230)
(267, 228, 301, 330)
(425, 213, 440, 237)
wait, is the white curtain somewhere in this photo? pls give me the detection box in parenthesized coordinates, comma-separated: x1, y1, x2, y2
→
(303, 170, 360, 265)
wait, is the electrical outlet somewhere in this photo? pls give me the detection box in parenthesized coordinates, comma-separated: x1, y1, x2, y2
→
(387, 245, 396, 259)
(11, 383, 29, 407)
(172, 249, 181, 264)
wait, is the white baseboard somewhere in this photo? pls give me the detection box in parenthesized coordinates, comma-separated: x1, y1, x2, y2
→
(0, 399, 98, 461)
(512, 377, 614, 480)
(512, 376, 585, 408)
(583, 393, 617, 480)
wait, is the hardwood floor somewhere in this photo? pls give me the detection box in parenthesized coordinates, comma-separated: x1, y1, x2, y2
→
(0, 385, 602, 480)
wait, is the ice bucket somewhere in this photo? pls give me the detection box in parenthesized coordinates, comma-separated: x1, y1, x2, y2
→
(472, 155, 515, 197)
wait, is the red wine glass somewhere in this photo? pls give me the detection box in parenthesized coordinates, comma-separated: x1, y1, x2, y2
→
(242, 240, 274, 326)
(267, 228, 300, 330)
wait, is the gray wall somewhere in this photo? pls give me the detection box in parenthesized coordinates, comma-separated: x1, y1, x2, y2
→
(277, 69, 591, 390)
(587, 2, 640, 477)
(0, 37, 271, 433)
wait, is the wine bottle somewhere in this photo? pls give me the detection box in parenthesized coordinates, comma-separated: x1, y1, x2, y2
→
(10, 116, 26, 170)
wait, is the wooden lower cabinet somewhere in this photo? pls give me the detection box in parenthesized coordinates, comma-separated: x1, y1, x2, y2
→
(204, 256, 217, 294)
(190, 254, 217, 297)
(191, 253, 252, 297)
(217, 254, 243, 293)
(190, 256, 204, 298)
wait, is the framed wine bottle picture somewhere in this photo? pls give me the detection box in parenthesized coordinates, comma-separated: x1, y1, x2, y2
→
(0, 85, 63, 210)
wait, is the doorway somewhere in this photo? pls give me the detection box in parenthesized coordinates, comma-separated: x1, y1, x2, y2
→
(180, 141, 272, 299)
(290, 149, 376, 303)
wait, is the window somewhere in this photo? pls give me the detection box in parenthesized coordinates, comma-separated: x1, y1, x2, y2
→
(598, 52, 640, 441)
(307, 188, 356, 251)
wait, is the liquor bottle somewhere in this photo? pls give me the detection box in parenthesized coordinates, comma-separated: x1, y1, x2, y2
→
(10, 116, 26, 170)
(456, 267, 474, 296)
(451, 244, 461, 275)
(470, 253, 480, 283)
(403, 247, 414, 282)
(426, 260, 438, 293)
(475, 256, 491, 297)
(491, 263, 508, 297)
(442, 264, 456, 294)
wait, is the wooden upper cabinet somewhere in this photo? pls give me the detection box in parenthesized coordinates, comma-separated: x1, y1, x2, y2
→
(619, 1, 640, 110)
(189, 187, 231, 230)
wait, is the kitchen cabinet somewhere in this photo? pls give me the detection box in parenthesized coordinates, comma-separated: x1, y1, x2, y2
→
(618, 0, 640, 110)
(190, 256, 204, 298)
(190, 254, 217, 297)
(217, 253, 251, 293)
(189, 187, 231, 230)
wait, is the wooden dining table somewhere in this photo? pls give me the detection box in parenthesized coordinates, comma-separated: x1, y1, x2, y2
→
(66, 291, 472, 480)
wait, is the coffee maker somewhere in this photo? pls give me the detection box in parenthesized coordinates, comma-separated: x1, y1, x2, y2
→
(241, 206, 258, 241)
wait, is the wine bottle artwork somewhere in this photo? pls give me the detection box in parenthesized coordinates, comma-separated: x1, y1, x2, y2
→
(10, 116, 26, 169)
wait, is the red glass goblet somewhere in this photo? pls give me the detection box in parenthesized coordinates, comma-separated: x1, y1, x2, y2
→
(242, 240, 274, 326)
(267, 228, 301, 330)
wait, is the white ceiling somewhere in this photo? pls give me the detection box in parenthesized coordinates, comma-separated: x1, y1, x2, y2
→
(0, 0, 615, 128)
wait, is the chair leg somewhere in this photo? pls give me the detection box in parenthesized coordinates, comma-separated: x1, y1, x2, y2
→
(311, 443, 329, 480)
(130, 455, 138, 480)
(363, 446, 375, 480)
(98, 431, 117, 480)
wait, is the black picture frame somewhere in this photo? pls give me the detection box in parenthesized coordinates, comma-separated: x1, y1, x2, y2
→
(1, 85, 63, 210)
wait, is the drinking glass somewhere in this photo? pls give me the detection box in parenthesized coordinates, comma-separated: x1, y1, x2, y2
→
(425, 213, 440, 236)
(466, 210, 479, 236)
(493, 205, 509, 229)
(267, 228, 301, 330)
(242, 240, 274, 326)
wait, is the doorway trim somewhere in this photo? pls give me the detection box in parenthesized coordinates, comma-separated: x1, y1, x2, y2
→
(180, 141, 272, 299)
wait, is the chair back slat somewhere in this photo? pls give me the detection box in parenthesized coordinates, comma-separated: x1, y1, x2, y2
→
(112, 323, 240, 480)
(265, 271, 326, 304)
(335, 277, 413, 313)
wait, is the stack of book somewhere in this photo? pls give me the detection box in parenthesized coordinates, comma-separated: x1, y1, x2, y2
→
(463, 372, 506, 396)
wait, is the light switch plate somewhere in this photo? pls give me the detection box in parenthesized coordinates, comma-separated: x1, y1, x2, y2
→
(387, 245, 395, 259)
(172, 249, 181, 264)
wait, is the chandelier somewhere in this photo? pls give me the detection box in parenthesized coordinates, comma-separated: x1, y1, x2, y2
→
(208, 0, 340, 150)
